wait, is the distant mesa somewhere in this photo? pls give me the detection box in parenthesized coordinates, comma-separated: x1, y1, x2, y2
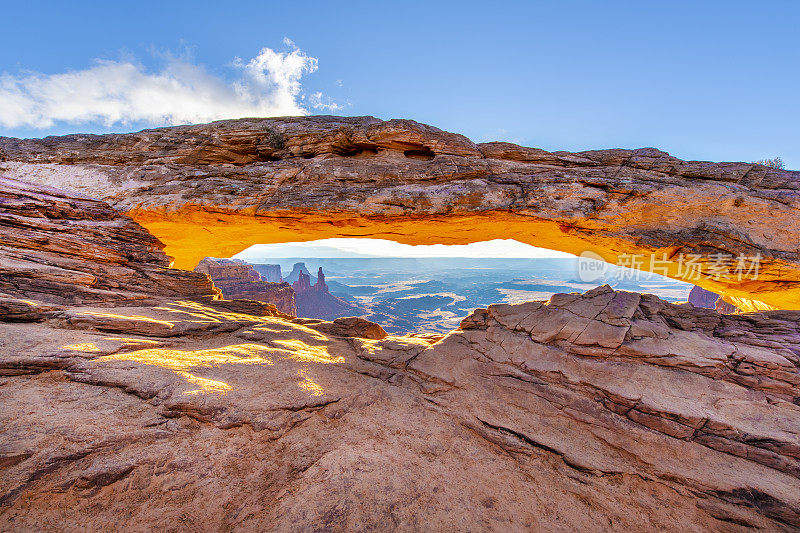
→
(285, 262, 315, 284)
(194, 259, 357, 321)
(252, 263, 283, 283)
(194, 257, 296, 315)
(194, 257, 258, 282)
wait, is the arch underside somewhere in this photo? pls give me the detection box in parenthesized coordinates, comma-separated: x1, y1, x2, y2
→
(132, 209, 800, 313)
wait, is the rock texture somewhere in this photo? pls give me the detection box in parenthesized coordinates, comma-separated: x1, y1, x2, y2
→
(194, 257, 260, 282)
(1, 287, 799, 531)
(2, 123, 800, 531)
(688, 284, 720, 309)
(1, 116, 799, 310)
(0, 177, 219, 311)
(194, 258, 296, 315)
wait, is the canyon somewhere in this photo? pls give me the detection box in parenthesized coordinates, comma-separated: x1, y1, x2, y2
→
(1, 118, 799, 531)
(194, 257, 296, 316)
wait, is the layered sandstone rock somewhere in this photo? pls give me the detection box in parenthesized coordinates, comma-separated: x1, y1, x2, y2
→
(292, 270, 313, 292)
(1, 288, 798, 531)
(1, 116, 798, 310)
(0, 177, 219, 314)
(717, 299, 740, 314)
(194, 258, 296, 315)
(2, 122, 800, 531)
(194, 257, 260, 282)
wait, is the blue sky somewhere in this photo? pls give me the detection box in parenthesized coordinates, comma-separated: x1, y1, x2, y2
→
(1, 0, 798, 169)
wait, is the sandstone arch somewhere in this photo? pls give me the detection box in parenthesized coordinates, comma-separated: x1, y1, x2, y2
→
(2, 116, 798, 311)
(3, 122, 800, 531)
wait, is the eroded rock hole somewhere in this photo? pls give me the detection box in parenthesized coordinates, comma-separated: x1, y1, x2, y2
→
(256, 152, 282, 162)
(332, 143, 381, 157)
(403, 147, 436, 160)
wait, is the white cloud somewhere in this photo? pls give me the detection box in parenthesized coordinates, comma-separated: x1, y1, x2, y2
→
(0, 42, 331, 129)
(309, 91, 343, 112)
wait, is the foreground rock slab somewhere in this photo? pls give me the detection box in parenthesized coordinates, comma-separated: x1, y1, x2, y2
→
(2, 288, 799, 531)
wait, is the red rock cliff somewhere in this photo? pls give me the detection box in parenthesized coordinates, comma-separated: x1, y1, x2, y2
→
(195, 257, 296, 315)
(0, 176, 219, 315)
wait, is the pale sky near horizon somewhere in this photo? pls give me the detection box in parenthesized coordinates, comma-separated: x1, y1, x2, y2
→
(233, 239, 577, 260)
(0, 0, 797, 169)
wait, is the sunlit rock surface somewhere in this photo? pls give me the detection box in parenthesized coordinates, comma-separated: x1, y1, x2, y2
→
(1, 288, 799, 531)
(2, 116, 799, 310)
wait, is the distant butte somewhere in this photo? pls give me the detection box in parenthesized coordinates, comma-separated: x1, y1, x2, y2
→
(293, 266, 360, 320)
(194, 257, 296, 315)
